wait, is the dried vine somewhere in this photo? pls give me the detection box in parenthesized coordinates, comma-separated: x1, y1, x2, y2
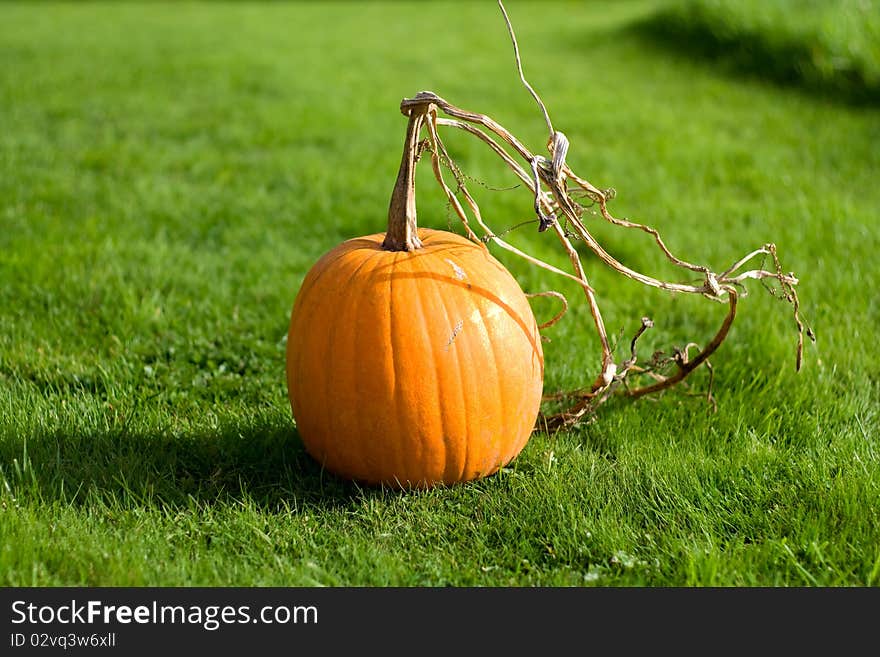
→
(392, 2, 812, 430)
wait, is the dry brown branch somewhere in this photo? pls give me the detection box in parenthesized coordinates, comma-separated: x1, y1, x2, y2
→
(383, 2, 812, 428)
(526, 290, 569, 330)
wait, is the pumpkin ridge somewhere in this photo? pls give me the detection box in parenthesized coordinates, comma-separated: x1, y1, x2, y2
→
(423, 250, 473, 483)
(386, 249, 406, 484)
(289, 271, 337, 460)
(383, 253, 543, 358)
(295, 240, 366, 310)
(288, 245, 361, 416)
(466, 262, 508, 474)
(320, 247, 385, 473)
(467, 247, 544, 472)
(346, 247, 392, 482)
(389, 249, 417, 485)
(445, 257, 496, 475)
(401, 250, 441, 484)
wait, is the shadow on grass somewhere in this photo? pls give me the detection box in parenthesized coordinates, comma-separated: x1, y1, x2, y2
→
(629, 8, 880, 107)
(2, 418, 376, 512)
(4, 413, 622, 513)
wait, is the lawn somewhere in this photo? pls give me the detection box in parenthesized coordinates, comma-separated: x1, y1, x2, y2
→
(1, 0, 878, 586)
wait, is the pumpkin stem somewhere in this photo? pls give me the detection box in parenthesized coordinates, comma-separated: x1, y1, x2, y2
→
(383, 98, 434, 252)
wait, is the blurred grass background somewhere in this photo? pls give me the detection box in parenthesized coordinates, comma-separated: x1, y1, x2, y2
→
(641, 0, 880, 103)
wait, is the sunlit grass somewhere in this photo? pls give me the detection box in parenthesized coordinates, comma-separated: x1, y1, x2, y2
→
(1, 0, 878, 586)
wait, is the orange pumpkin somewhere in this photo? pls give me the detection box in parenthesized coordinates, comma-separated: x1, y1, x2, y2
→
(285, 101, 544, 488)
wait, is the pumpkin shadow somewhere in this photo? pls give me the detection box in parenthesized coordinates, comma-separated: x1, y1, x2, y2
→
(8, 418, 375, 512)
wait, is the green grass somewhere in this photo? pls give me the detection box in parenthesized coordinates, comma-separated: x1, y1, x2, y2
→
(640, 0, 880, 104)
(1, 0, 878, 586)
